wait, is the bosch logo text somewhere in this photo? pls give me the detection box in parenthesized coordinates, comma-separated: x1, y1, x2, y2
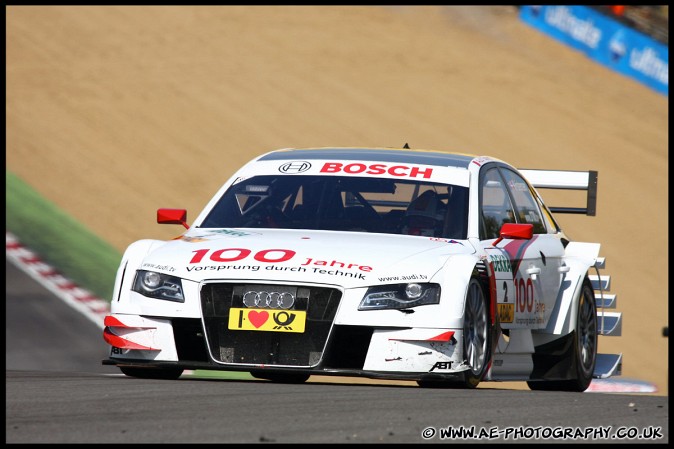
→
(320, 162, 433, 179)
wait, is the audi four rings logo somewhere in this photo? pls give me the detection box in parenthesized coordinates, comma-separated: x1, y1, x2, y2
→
(243, 291, 295, 309)
(279, 161, 311, 174)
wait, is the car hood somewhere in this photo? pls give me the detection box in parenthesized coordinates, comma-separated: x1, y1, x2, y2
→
(139, 228, 476, 288)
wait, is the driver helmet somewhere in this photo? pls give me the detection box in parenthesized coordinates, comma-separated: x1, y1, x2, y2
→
(404, 190, 445, 236)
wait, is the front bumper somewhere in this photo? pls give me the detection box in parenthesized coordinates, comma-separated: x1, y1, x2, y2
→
(104, 278, 466, 379)
(103, 314, 467, 380)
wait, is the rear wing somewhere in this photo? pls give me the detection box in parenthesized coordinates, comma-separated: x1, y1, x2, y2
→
(519, 169, 598, 216)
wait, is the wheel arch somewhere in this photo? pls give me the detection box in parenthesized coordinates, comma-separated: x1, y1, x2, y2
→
(536, 254, 596, 345)
(472, 259, 495, 326)
(433, 254, 488, 326)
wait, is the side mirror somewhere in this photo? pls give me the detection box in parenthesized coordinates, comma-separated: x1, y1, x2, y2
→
(492, 223, 533, 246)
(157, 208, 189, 229)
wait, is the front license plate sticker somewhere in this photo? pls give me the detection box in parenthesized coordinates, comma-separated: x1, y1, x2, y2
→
(228, 308, 306, 333)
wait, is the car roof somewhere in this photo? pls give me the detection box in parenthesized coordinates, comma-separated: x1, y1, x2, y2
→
(258, 147, 479, 169)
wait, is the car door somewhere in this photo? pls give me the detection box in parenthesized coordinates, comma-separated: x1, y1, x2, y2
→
(498, 167, 564, 328)
(478, 165, 562, 329)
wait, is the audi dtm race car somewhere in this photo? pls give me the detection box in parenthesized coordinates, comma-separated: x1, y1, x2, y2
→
(103, 147, 622, 391)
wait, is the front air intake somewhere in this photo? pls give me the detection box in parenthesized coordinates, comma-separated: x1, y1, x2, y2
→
(200, 283, 342, 367)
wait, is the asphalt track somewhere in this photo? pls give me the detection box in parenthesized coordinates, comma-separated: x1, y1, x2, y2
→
(5, 260, 669, 444)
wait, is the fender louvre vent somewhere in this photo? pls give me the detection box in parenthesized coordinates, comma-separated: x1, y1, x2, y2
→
(474, 261, 489, 279)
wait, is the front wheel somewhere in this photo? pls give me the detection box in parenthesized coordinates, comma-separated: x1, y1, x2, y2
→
(417, 277, 491, 389)
(461, 278, 491, 388)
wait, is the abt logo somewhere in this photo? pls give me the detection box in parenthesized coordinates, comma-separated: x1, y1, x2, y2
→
(429, 361, 453, 371)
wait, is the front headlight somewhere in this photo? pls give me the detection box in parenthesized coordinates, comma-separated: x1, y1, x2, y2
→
(358, 283, 441, 310)
(132, 270, 185, 302)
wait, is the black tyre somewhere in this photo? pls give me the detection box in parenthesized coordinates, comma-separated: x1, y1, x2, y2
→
(460, 278, 491, 388)
(250, 371, 310, 384)
(417, 277, 491, 389)
(527, 278, 597, 392)
(119, 366, 184, 380)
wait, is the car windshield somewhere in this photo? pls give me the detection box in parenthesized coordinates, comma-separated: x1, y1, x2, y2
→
(200, 175, 468, 238)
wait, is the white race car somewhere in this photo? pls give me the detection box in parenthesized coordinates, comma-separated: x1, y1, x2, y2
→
(103, 147, 622, 391)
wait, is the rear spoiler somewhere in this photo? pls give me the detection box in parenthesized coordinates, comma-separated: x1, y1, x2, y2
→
(519, 169, 598, 216)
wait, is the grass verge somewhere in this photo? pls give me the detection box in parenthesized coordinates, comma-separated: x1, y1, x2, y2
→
(6, 170, 121, 301)
(6, 171, 254, 381)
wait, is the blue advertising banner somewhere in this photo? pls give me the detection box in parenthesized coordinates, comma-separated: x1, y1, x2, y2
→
(520, 5, 668, 96)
